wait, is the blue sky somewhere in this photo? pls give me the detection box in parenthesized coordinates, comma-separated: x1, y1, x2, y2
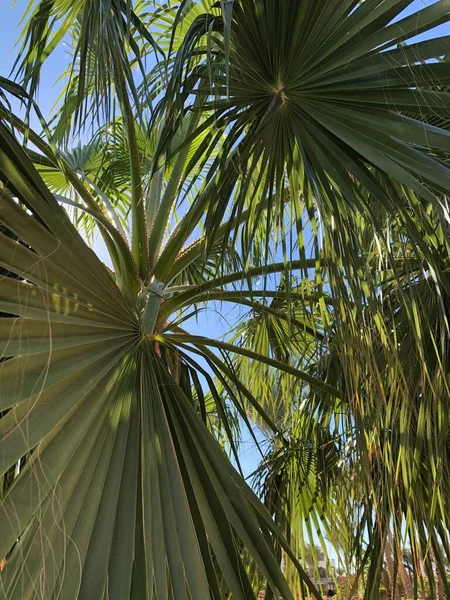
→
(1, 0, 68, 117)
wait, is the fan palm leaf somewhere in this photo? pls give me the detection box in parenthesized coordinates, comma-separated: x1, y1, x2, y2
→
(159, 0, 450, 295)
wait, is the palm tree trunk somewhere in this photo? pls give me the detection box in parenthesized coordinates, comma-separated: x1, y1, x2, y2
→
(393, 543, 413, 598)
(385, 534, 399, 600)
(436, 574, 445, 600)
(383, 569, 394, 600)
(431, 549, 445, 600)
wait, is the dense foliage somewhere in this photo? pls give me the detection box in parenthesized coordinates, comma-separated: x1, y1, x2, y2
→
(0, 1, 450, 599)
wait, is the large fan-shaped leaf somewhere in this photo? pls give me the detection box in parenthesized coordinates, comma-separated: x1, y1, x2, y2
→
(160, 0, 450, 293)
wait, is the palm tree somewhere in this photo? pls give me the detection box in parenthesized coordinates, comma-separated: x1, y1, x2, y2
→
(0, 1, 450, 599)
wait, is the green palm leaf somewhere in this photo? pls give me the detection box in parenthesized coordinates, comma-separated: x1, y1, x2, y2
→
(161, 0, 450, 292)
